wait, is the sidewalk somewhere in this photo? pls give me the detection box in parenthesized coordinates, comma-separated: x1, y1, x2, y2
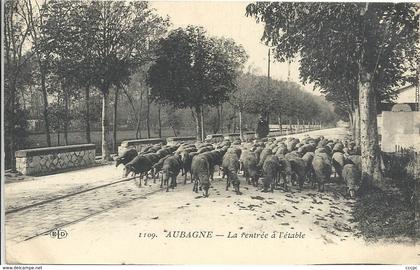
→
(4, 163, 126, 212)
(274, 127, 349, 141)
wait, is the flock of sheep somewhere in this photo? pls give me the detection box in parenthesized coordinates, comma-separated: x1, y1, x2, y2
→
(115, 136, 362, 198)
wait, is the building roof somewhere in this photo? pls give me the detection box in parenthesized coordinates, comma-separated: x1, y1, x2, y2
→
(394, 84, 417, 104)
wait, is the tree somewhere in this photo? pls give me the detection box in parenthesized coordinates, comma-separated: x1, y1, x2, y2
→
(148, 26, 247, 141)
(4, 0, 33, 170)
(246, 2, 418, 186)
(21, 0, 53, 147)
(43, 1, 168, 160)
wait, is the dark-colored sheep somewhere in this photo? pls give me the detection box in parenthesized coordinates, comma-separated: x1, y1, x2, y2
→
(115, 148, 138, 172)
(124, 155, 153, 187)
(346, 154, 362, 172)
(156, 148, 172, 159)
(241, 150, 259, 186)
(222, 152, 241, 194)
(288, 158, 307, 189)
(277, 157, 292, 191)
(153, 155, 172, 183)
(342, 164, 361, 198)
(162, 154, 183, 191)
(258, 148, 273, 169)
(262, 155, 280, 192)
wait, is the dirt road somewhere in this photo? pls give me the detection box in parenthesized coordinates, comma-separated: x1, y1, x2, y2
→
(5, 128, 417, 264)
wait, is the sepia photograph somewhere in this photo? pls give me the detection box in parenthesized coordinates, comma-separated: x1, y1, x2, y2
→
(2, 0, 419, 266)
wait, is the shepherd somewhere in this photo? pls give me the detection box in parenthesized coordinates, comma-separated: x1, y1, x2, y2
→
(255, 115, 269, 139)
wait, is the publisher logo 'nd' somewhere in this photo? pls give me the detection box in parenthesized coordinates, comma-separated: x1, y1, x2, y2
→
(49, 229, 68, 239)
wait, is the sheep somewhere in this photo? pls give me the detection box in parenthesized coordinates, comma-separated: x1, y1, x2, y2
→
(342, 164, 361, 198)
(346, 154, 362, 172)
(302, 152, 315, 184)
(285, 151, 301, 160)
(277, 156, 292, 191)
(286, 139, 299, 152)
(156, 148, 172, 159)
(253, 146, 264, 163)
(152, 155, 172, 183)
(312, 153, 332, 192)
(222, 152, 241, 194)
(240, 150, 259, 186)
(178, 150, 195, 184)
(257, 148, 273, 169)
(333, 142, 344, 153)
(288, 157, 307, 189)
(115, 148, 138, 177)
(162, 154, 183, 191)
(262, 155, 280, 192)
(275, 143, 288, 156)
(124, 155, 153, 187)
(332, 151, 345, 180)
(191, 155, 211, 197)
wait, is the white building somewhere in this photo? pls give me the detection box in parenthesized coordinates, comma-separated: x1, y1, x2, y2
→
(378, 84, 420, 152)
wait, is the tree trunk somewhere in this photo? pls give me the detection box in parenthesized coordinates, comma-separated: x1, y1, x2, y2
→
(277, 114, 282, 135)
(84, 86, 91, 143)
(57, 96, 61, 145)
(359, 71, 382, 187)
(146, 92, 150, 138)
(216, 105, 221, 134)
(64, 90, 69, 145)
(357, 2, 382, 187)
(297, 118, 300, 133)
(233, 108, 237, 133)
(113, 87, 119, 153)
(354, 104, 361, 146)
(40, 68, 51, 147)
(348, 111, 354, 136)
(136, 90, 143, 139)
(289, 119, 292, 134)
(220, 104, 224, 133)
(171, 124, 178, 137)
(101, 91, 111, 161)
(57, 126, 60, 146)
(200, 105, 205, 141)
(193, 107, 201, 141)
(158, 103, 162, 138)
(9, 83, 16, 171)
(239, 110, 243, 140)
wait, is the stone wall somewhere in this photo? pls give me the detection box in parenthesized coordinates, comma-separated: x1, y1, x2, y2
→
(166, 136, 196, 146)
(16, 144, 96, 175)
(205, 134, 224, 143)
(118, 138, 165, 156)
(381, 111, 420, 152)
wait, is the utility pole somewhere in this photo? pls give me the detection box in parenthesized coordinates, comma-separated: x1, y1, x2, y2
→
(267, 48, 271, 81)
(417, 11, 420, 111)
(267, 48, 271, 123)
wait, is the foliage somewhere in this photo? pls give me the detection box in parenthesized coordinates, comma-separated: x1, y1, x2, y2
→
(148, 25, 248, 111)
(43, 1, 169, 93)
(232, 73, 337, 125)
(245, 2, 419, 115)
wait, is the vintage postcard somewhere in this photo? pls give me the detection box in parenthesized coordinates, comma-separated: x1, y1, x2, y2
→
(2, 0, 419, 266)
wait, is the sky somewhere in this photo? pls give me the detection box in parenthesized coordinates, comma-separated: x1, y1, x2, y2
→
(151, 1, 320, 95)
